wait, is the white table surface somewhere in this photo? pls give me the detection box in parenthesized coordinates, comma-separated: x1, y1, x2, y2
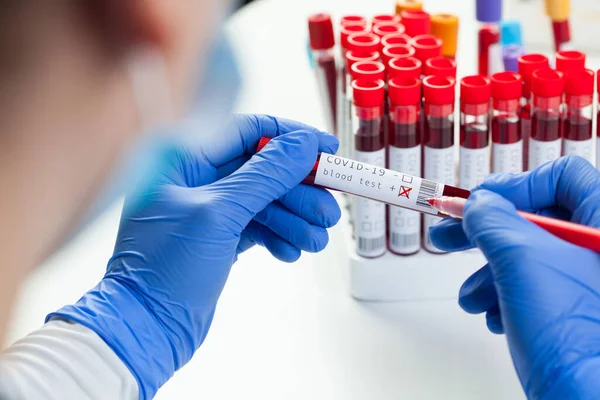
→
(6, 0, 528, 399)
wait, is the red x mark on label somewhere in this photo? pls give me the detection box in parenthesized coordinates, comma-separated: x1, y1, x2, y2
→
(399, 186, 412, 199)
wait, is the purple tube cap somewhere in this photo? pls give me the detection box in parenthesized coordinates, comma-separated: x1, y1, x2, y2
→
(503, 45, 524, 72)
(476, 0, 502, 23)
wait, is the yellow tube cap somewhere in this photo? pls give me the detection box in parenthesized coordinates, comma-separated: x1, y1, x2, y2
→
(395, 0, 423, 15)
(545, 0, 570, 21)
(430, 13, 459, 58)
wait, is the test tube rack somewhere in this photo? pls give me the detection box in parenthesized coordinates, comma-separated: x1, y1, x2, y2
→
(338, 195, 485, 302)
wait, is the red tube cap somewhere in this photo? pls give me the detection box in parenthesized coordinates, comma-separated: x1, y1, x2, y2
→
(564, 68, 594, 96)
(424, 56, 457, 79)
(346, 51, 380, 71)
(308, 14, 335, 50)
(350, 61, 386, 81)
(381, 33, 411, 48)
(518, 53, 550, 81)
(373, 23, 406, 39)
(372, 14, 401, 26)
(460, 75, 492, 105)
(341, 15, 368, 27)
(340, 24, 369, 50)
(531, 69, 565, 98)
(352, 79, 386, 107)
(411, 34, 443, 64)
(401, 10, 431, 37)
(423, 75, 456, 105)
(555, 50, 586, 73)
(382, 44, 416, 67)
(490, 72, 523, 100)
(388, 57, 422, 80)
(389, 77, 422, 106)
(347, 33, 381, 53)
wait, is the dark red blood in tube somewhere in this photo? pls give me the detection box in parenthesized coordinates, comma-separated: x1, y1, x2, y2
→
(460, 75, 491, 150)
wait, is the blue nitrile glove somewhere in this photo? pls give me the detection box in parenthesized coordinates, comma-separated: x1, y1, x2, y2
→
(429, 156, 600, 399)
(48, 114, 341, 399)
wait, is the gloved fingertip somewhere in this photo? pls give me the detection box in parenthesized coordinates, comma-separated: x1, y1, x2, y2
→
(278, 248, 302, 263)
(486, 315, 505, 335)
(318, 133, 340, 154)
(428, 218, 473, 252)
(308, 229, 329, 253)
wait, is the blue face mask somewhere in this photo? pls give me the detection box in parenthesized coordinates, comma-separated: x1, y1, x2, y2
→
(66, 31, 242, 241)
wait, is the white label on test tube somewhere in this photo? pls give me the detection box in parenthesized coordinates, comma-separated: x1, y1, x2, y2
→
(492, 141, 523, 174)
(489, 43, 504, 75)
(423, 146, 455, 253)
(388, 146, 422, 254)
(563, 138, 594, 164)
(459, 146, 491, 190)
(529, 138, 562, 170)
(353, 149, 386, 257)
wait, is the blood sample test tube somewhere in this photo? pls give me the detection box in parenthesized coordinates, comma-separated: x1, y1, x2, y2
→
(422, 75, 456, 253)
(388, 57, 422, 80)
(401, 10, 431, 37)
(459, 76, 492, 190)
(518, 53, 550, 171)
(387, 77, 422, 255)
(308, 14, 337, 135)
(411, 35, 443, 74)
(373, 23, 406, 42)
(341, 15, 368, 28)
(490, 72, 523, 174)
(476, 0, 502, 77)
(555, 50, 586, 73)
(381, 33, 411, 48)
(503, 45, 523, 73)
(529, 69, 565, 170)
(352, 79, 387, 258)
(562, 69, 594, 163)
(424, 57, 457, 80)
(340, 24, 369, 61)
(372, 14, 401, 27)
(430, 14, 460, 59)
(396, 0, 423, 14)
(382, 44, 415, 69)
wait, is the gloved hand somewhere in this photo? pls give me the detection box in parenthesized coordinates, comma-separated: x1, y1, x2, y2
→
(430, 156, 600, 400)
(48, 114, 341, 399)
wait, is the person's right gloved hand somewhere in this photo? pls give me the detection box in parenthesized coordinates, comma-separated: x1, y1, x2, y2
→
(430, 156, 600, 399)
(48, 114, 341, 399)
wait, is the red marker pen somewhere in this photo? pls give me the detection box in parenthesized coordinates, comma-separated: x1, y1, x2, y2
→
(518, 54, 550, 171)
(424, 57, 458, 80)
(381, 44, 415, 69)
(422, 76, 456, 253)
(381, 33, 411, 48)
(308, 14, 337, 135)
(562, 69, 594, 163)
(387, 77, 422, 255)
(352, 79, 387, 258)
(388, 57, 422, 80)
(529, 69, 565, 170)
(459, 76, 492, 190)
(401, 10, 431, 37)
(490, 72, 523, 174)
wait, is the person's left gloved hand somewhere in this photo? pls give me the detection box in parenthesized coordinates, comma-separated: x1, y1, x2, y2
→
(48, 114, 341, 399)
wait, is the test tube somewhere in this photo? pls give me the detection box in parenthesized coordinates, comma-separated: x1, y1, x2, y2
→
(340, 24, 370, 61)
(373, 23, 406, 42)
(518, 53, 550, 171)
(401, 10, 431, 37)
(562, 69, 594, 163)
(388, 57, 422, 80)
(395, 0, 423, 14)
(555, 50, 586, 73)
(476, 0, 502, 77)
(422, 75, 456, 253)
(381, 33, 411, 49)
(501, 21, 524, 72)
(490, 72, 524, 174)
(430, 14, 460, 59)
(308, 14, 337, 135)
(424, 57, 457, 80)
(459, 76, 492, 190)
(341, 15, 368, 28)
(411, 35, 443, 75)
(352, 79, 387, 258)
(372, 14, 401, 27)
(529, 69, 565, 170)
(382, 44, 416, 69)
(387, 77, 422, 255)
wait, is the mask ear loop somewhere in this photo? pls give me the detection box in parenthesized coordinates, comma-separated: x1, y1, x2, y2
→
(126, 47, 176, 131)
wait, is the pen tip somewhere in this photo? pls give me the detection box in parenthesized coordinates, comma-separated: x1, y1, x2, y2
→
(427, 198, 435, 206)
